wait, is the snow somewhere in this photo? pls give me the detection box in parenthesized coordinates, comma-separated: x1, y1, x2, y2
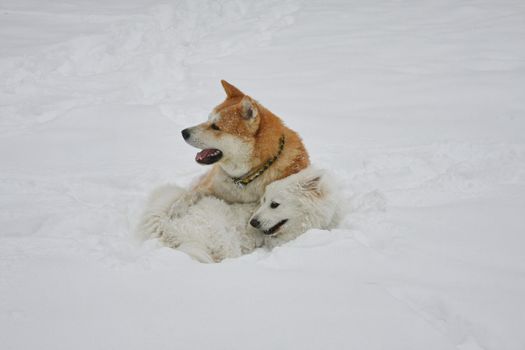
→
(1, 0, 524, 349)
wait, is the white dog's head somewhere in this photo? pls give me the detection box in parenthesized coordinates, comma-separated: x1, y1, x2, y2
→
(249, 168, 341, 247)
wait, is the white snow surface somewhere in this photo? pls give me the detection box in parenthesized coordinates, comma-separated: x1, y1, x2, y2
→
(1, 1, 525, 349)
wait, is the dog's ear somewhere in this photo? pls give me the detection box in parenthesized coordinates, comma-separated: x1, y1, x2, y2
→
(300, 174, 323, 197)
(241, 96, 258, 120)
(221, 80, 244, 98)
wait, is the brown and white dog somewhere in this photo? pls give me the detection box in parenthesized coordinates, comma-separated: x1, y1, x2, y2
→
(170, 80, 309, 216)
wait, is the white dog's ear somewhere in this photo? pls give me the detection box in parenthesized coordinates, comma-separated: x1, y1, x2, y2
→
(300, 174, 323, 197)
(241, 96, 258, 120)
(221, 80, 244, 98)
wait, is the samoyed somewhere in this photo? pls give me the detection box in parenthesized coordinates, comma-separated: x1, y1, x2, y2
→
(137, 167, 342, 263)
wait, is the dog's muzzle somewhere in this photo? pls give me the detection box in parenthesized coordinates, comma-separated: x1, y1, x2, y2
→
(181, 128, 223, 165)
(263, 219, 288, 235)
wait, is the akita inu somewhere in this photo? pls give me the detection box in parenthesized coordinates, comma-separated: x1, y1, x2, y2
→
(170, 80, 309, 216)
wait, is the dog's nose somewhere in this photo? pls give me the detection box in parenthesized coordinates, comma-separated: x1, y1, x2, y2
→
(250, 218, 261, 229)
(181, 128, 190, 140)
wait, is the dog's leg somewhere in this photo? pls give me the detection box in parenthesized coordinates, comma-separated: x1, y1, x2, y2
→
(240, 226, 265, 254)
(177, 242, 214, 263)
(137, 212, 170, 240)
(137, 185, 186, 239)
(167, 190, 205, 218)
(167, 174, 215, 218)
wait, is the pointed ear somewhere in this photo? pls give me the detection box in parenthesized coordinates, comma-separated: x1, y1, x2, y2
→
(241, 96, 258, 120)
(300, 174, 323, 197)
(221, 80, 244, 98)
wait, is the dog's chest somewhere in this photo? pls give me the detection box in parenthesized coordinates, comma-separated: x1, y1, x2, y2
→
(212, 174, 264, 203)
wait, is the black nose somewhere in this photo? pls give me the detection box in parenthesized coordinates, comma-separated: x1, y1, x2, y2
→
(250, 218, 261, 229)
(181, 128, 190, 140)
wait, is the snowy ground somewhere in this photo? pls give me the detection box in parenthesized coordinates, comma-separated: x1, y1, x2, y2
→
(1, 1, 525, 349)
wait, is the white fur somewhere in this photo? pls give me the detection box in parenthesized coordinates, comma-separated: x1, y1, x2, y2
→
(137, 167, 343, 262)
(137, 184, 262, 263)
(185, 125, 254, 177)
(250, 167, 343, 249)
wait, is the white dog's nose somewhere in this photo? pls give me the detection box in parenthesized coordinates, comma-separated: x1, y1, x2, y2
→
(250, 218, 261, 229)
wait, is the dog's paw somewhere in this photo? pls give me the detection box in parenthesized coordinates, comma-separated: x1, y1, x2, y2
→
(167, 191, 204, 218)
(167, 199, 190, 218)
(137, 212, 169, 239)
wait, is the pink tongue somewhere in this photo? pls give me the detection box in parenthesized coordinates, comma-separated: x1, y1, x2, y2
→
(196, 149, 217, 162)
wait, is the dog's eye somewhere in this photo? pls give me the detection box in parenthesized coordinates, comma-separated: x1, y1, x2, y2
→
(210, 123, 220, 131)
(270, 201, 280, 209)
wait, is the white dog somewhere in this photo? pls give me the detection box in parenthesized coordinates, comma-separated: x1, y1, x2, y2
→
(137, 167, 342, 263)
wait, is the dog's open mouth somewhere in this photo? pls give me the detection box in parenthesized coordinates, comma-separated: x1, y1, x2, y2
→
(263, 219, 288, 236)
(195, 148, 223, 165)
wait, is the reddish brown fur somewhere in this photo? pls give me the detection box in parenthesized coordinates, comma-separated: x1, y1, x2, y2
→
(251, 103, 309, 179)
(212, 96, 258, 140)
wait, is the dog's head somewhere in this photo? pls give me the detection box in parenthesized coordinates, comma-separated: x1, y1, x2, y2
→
(181, 80, 262, 177)
(249, 168, 332, 237)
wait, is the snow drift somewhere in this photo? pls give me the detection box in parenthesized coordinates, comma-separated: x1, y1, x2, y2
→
(1, 1, 524, 349)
